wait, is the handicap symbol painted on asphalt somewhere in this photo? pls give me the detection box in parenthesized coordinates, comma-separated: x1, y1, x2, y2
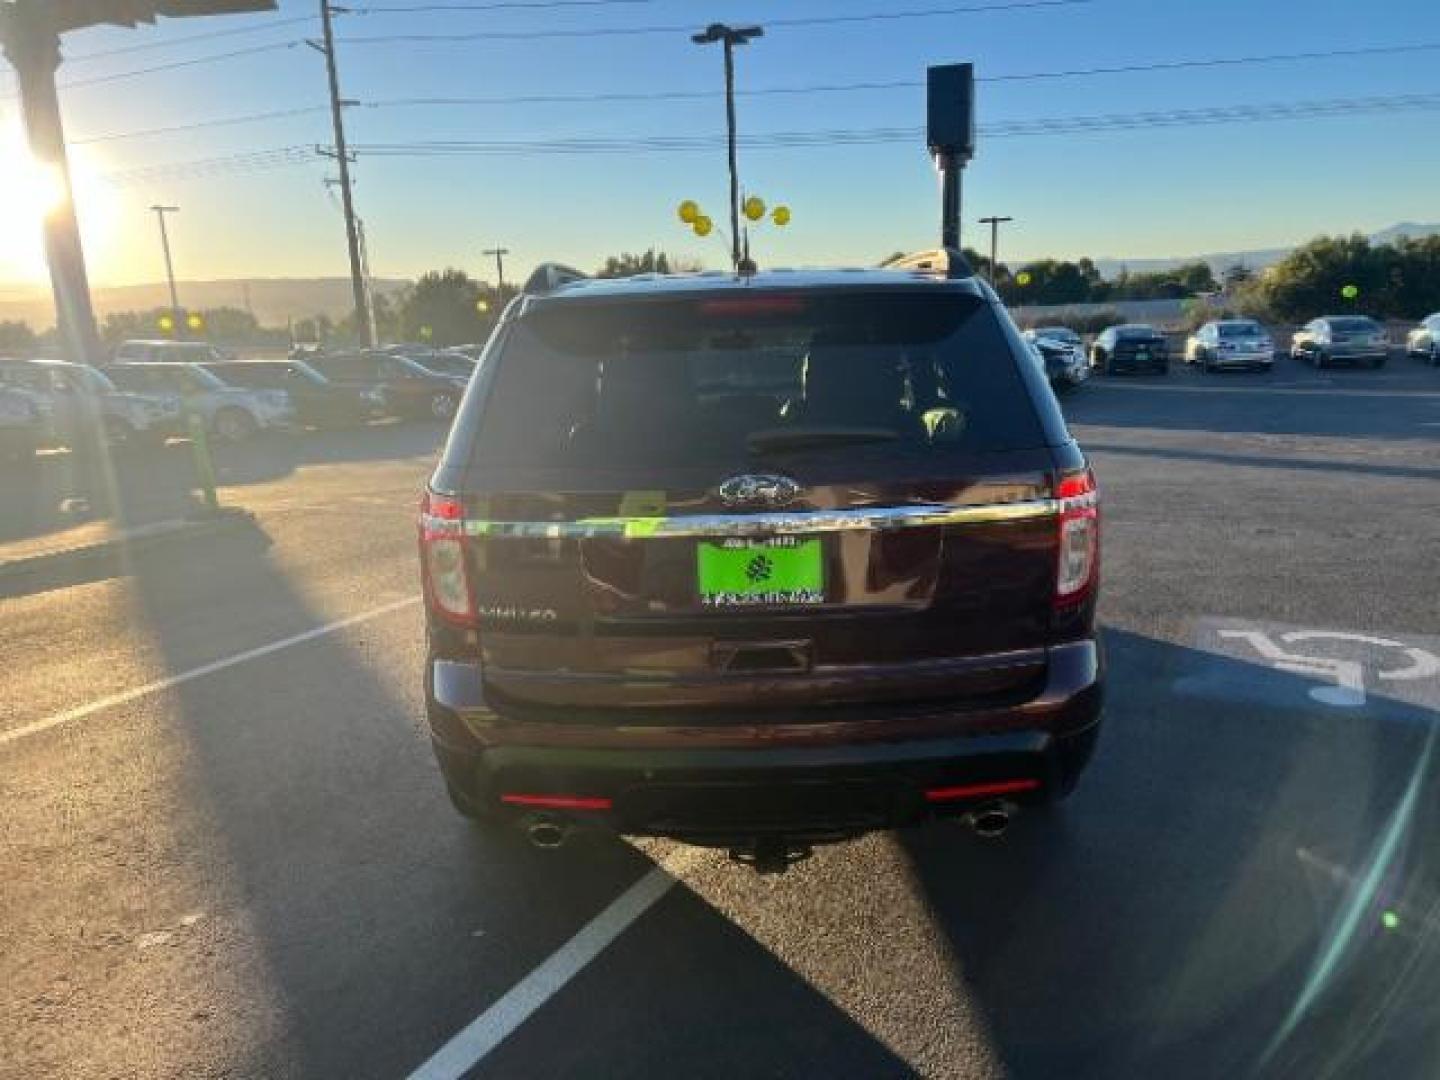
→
(1216, 629, 1440, 708)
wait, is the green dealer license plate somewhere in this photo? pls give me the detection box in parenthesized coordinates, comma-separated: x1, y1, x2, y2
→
(697, 537, 824, 608)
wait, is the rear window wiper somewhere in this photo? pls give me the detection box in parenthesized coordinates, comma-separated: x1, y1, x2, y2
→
(745, 426, 900, 454)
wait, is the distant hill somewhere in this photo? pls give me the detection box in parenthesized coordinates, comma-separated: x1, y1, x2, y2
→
(1088, 222, 1440, 279)
(0, 277, 410, 332)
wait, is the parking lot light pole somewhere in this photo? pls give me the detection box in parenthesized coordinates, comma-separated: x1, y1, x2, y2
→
(150, 205, 181, 337)
(691, 22, 763, 272)
(978, 215, 1013, 287)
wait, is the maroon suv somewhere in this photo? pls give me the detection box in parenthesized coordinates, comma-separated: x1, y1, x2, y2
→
(421, 255, 1103, 869)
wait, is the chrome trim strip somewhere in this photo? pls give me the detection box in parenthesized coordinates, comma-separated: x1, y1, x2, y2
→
(459, 499, 1059, 539)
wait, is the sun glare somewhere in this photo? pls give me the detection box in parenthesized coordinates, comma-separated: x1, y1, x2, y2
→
(0, 122, 117, 285)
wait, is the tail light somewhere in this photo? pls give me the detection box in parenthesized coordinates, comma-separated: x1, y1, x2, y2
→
(419, 489, 476, 624)
(1055, 469, 1099, 604)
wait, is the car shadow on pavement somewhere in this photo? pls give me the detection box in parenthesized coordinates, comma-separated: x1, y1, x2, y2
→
(899, 627, 1440, 1080)
(0, 422, 447, 553)
(102, 515, 909, 1079)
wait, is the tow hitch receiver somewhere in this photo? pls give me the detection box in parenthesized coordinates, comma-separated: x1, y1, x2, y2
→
(729, 837, 814, 875)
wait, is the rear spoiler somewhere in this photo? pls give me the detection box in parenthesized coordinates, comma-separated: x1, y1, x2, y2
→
(883, 247, 975, 280)
(522, 262, 588, 296)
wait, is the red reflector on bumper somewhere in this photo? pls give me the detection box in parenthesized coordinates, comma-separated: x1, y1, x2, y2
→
(924, 778, 1041, 803)
(500, 793, 613, 811)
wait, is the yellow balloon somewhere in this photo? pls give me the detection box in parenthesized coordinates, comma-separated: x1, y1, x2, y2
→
(157, 314, 174, 331)
(186, 313, 204, 331)
(677, 200, 699, 224)
(771, 205, 791, 227)
(1016, 271, 1033, 286)
(476, 298, 491, 314)
(693, 215, 713, 237)
(743, 196, 765, 222)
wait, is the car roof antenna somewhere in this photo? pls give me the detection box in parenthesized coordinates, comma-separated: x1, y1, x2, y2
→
(737, 229, 758, 278)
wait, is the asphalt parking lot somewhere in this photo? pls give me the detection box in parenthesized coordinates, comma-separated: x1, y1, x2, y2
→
(2, 353, 1438, 1080)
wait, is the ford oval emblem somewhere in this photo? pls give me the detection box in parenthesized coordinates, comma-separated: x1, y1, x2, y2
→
(718, 474, 801, 509)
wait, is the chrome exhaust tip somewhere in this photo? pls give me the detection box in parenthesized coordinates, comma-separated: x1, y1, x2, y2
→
(964, 801, 1013, 840)
(526, 817, 571, 849)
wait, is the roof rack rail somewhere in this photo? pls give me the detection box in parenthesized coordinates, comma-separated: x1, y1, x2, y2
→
(522, 262, 588, 296)
(884, 247, 975, 280)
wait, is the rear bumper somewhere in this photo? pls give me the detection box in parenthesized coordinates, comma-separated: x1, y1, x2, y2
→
(1319, 346, 1388, 360)
(1109, 352, 1167, 372)
(425, 638, 1104, 840)
(1209, 352, 1272, 368)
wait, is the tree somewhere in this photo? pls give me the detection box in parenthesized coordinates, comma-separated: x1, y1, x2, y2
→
(399, 268, 488, 345)
(0, 320, 37, 351)
(99, 306, 283, 346)
(1002, 259, 1095, 305)
(595, 249, 673, 278)
(1222, 263, 1254, 290)
(293, 313, 335, 345)
(1253, 234, 1385, 321)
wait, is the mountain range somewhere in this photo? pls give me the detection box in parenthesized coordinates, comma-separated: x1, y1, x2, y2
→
(0, 277, 410, 333)
(1087, 222, 1440, 279)
(3, 223, 1437, 330)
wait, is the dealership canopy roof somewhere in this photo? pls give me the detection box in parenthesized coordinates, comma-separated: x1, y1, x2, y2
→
(0, 1, 275, 37)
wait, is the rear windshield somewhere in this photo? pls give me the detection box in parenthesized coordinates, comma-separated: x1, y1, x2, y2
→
(470, 290, 1044, 472)
(1328, 317, 1379, 332)
(1116, 326, 1159, 339)
(1217, 322, 1263, 338)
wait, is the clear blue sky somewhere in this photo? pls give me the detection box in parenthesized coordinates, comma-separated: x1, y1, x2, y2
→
(2, 0, 1438, 287)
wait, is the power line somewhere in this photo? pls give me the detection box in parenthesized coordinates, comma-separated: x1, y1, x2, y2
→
(97, 92, 1440, 184)
(59, 41, 301, 92)
(70, 106, 330, 145)
(0, 40, 302, 100)
(337, 0, 1093, 44)
(62, 15, 315, 64)
(64, 39, 1440, 144)
(370, 41, 1440, 106)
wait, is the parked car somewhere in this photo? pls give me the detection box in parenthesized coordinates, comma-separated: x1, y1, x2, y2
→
(306, 350, 466, 421)
(1290, 316, 1388, 368)
(1405, 312, 1440, 365)
(201, 359, 379, 429)
(404, 350, 476, 380)
(1184, 319, 1274, 372)
(0, 358, 179, 450)
(0, 383, 44, 464)
(113, 340, 232, 365)
(1026, 335, 1089, 392)
(109, 361, 294, 441)
(1090, 324, 1169, 374)
(1025, 326, 1084, 352)
(420, 257, 1103, 867)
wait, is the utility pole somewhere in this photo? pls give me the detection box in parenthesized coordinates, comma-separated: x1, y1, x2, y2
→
(150, 205, 181, 337)
(483, 247, 510, 294)
(312, 0, 370, 344)
(691, 22, 763, 271)
(978, 215, 1013, 287)
(357, 217, 379, 347)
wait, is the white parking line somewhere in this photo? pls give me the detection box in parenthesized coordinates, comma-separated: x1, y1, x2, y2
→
(407, 846, 708, 1080)
(0, 596, 420, 750)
